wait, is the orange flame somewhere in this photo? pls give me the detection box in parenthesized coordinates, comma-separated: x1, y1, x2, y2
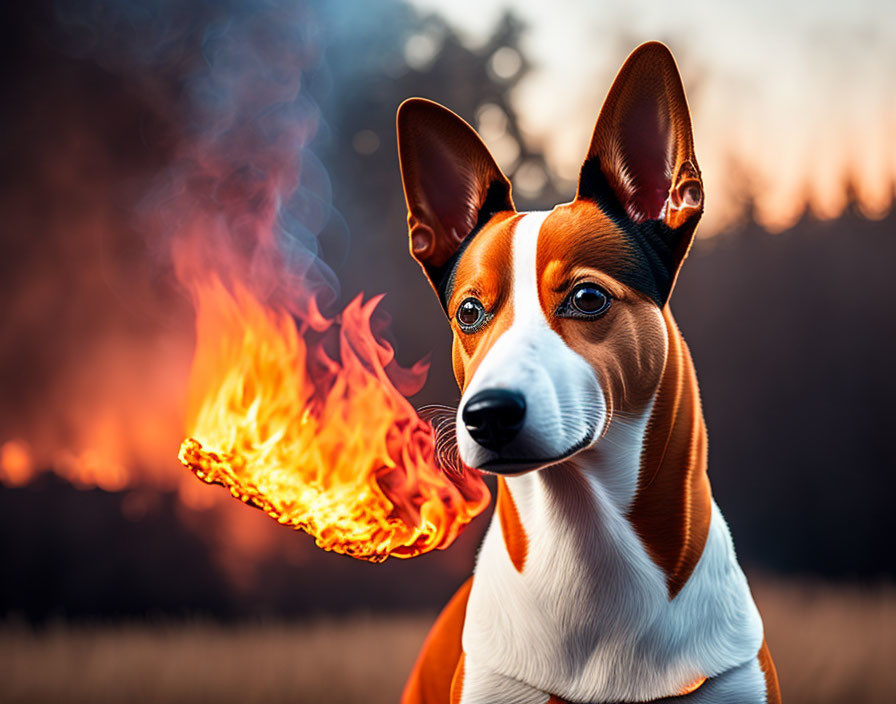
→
(177, 278, 489, 561)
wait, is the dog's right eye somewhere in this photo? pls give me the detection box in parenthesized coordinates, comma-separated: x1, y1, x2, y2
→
(556, 282, 612, 320)
(456, 298, 487, 332)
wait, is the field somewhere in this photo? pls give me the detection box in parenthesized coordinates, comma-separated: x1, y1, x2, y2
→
(2, 579, 894, 704)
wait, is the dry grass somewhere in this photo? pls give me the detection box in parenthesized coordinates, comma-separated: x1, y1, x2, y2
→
(0, 615, 425, 704)
(2, 579, 894, 703)
(753, 579, 896, 704)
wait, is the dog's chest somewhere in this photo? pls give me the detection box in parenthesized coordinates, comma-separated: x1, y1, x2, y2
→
(461, 472, 764, 703)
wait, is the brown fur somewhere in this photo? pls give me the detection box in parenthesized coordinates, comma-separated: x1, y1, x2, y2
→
(446, 213, 519, 391)
(496, 477, 528, 573)
(449, 653, 465, 704)
(758, 638, 783, 704)
(628, 307, 712, 598)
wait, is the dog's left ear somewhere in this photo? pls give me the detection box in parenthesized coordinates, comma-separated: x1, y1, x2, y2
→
(577, 42, 703, 305)
(397, 98, 515, 307)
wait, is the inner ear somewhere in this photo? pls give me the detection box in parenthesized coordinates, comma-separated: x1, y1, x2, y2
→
(413, 139, 482, 256)
(578, 42, 702, 230)
(618, 93, 674, 221)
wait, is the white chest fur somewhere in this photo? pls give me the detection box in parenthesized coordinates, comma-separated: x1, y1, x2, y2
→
(461, 445, 764, 703)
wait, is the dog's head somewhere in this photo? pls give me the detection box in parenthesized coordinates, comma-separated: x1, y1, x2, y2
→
(397, 42, 703, 474)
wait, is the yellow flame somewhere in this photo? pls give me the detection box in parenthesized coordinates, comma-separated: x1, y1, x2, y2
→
(178, 278, 489, 561)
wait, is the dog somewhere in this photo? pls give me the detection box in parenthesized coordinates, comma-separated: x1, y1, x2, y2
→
(395, 42, 781, 704)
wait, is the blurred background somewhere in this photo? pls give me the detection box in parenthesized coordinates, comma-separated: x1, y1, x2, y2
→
(1, 0, 894, 702)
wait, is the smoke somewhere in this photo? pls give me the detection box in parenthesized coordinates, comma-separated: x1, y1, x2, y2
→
(0, 0, 345, 489)
(52, 0, 340, 309)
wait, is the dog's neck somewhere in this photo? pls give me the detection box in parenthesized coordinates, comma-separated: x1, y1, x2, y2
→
(462, 309, 761, 703)
(612, 305, 712, 597)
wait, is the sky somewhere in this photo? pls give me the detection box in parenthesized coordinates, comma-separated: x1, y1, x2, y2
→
(409, 0, 896, 233)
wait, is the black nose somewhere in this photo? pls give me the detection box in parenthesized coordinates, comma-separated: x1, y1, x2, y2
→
(462, 389, 526, 451)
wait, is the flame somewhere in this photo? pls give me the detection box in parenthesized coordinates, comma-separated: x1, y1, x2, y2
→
(178, 278, 489, 561)
(0, 440, 34, 487)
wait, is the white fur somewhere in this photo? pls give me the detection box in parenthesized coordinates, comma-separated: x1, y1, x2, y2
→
(456, 212, 766, 703)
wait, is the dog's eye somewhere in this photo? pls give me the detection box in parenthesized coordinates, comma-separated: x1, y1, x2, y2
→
(558, 283, 611, 319)
(456, 297, 487, 332)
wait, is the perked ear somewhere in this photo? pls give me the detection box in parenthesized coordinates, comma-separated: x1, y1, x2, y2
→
(577, 42, 703, 305)
(397, 98, 515, 305)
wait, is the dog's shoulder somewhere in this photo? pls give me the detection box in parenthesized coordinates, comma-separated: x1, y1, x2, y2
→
(401, 577, 472, 704)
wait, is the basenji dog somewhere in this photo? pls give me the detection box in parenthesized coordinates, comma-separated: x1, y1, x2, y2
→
(396, 42, 781, 704)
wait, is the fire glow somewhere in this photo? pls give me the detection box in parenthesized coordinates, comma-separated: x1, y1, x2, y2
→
(177, 278, 489, 561)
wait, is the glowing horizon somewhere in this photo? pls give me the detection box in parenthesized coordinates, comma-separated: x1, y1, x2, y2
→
(409, 0, 896, 234)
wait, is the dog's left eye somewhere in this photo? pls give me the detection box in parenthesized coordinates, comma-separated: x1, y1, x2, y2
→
(557, 283, 612, 319)
(456, 297, 487, 332)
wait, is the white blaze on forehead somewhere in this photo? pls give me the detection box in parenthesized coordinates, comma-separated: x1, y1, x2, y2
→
(511, 211, 551, 325)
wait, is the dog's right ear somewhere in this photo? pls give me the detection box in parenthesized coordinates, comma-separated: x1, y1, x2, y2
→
(576, 42, 702, 307)
(397, 98, 515, 303)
